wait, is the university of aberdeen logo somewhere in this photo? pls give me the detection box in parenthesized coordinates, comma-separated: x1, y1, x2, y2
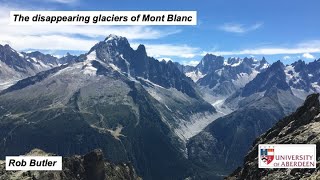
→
(260, 147, 274, 165)
(258, 144, 316, 168)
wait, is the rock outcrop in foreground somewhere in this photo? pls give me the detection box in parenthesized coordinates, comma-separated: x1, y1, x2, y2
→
(0, 149, 141, 180)
(227, 93, 320, 180)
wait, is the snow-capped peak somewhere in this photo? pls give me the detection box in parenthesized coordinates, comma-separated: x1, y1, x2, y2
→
(86, 50, 97, 61)
(104, 34, 125, 42)
(81, 50, 98, 76)
(186, 70, 205, 82)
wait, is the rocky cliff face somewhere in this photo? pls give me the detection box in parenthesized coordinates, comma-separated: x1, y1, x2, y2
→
(0, 35, 214, 180)
(0, 149, 141, 180)
(89, 35, 200, 98)
(227, 93, 320, 180)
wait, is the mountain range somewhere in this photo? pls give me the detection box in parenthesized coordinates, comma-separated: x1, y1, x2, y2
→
(0, 44, 77, 90)
(0, 34, 319, 179)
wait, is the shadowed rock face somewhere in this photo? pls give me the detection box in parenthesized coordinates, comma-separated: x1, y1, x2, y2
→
(227, 93, 320, 180)
(0, 149, 142, 180)
(83, 149, 106, 180)
(241, 61, 290, 97)
(0, 35, 210, 180)
(88, 35, 200, 98)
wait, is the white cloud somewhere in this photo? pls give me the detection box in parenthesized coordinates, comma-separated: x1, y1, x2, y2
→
(219, 22, 263, 33)
(182, 60, 199, 66)
(302, 53, 315, 59)
(283, 55, 291, 60)
(0, 6, 181, 51)
(132, 43, 199, 59)
(0, 25, 180, 50)
(205, 40, 320, 56)
(0, 34, 97, 51)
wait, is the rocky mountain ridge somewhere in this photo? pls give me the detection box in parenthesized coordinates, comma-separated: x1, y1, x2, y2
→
(0, 149, 141, 180)
(227, 93, 320, 180)
(182, 54, 269, 98)
(0, 44, 78, 90)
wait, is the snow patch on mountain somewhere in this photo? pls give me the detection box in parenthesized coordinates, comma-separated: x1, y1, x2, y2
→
(284, 65, 299, 84)
(260, 63, 269, 69)
(232, 70, 259, 88)
(107, 124, 125, 140)
(119, 54, 131, 77)
(0, 80, 19, 91)
(223, 58, 242, 66)
(105, 34, 119, 42)
(86, 50, 97, 61)
(32, 59, 52, 70)
(230, 60, 242, 67)
(185, 71, 205, 82)
(312, 82, 320, 92)
(109, 63, 121, 72)
(81, 51, 98, 76)
(137, 77, 166, 89)
(83, 63, 97, 76)
(17, 52, 24, 58)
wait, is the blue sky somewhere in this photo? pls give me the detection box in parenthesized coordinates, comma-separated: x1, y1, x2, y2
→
(0, 0, 320, 65)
